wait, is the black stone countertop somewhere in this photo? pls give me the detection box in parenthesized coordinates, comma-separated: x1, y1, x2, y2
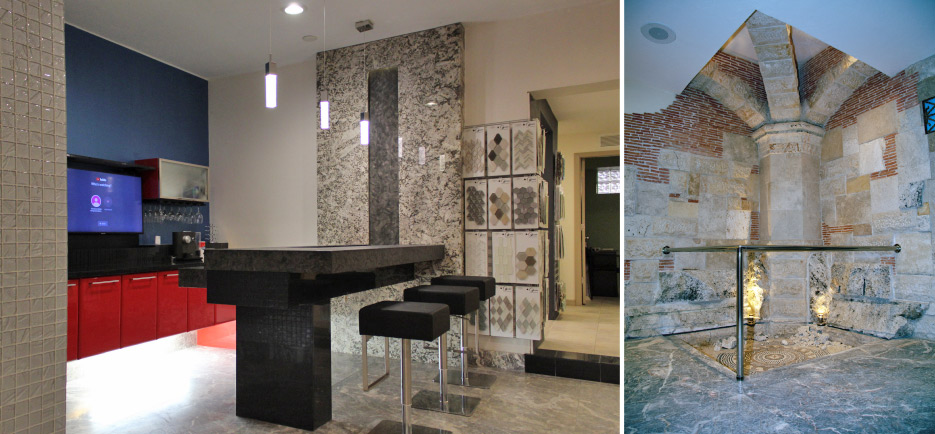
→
(203, 244, 445, 274)
(68, 263, 199, 280)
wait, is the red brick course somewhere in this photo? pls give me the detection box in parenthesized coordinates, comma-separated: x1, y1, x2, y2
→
(712, 52, 767, 108)
(800, 47, 848, 102)
(825, 70, 919, 130)
(624, 259, 631, 281)
(658, 259, 674, 272)
(624, 87, 752, 184)
(821, 223, 854, 246)
(750, 211, 760, 241)
(870, 133, 898, 180)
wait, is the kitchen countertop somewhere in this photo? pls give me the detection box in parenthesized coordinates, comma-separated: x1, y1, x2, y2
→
(68, 262, 204, 280)
(203, 244, 445, 274)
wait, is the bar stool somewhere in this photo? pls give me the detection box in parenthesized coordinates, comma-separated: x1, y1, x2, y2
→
(429, 275, 497, 389)
(359, 300, 452, 434)
(403, 284, 482, 416)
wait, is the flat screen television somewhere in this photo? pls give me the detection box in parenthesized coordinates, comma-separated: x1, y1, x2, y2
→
(67, 168, 143, 233)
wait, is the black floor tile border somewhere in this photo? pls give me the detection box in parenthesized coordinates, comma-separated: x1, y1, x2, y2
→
(524, 349, 619, 384)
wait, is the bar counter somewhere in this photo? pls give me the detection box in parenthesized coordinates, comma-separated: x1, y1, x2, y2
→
(179, 244, 445, 431)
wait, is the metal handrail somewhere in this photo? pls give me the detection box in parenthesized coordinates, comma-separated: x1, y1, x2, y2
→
(661, 244, 900, 380)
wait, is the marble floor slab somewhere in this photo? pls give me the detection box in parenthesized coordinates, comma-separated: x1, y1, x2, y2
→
(67, 345, 619, 433)
(540, 296, 620, 356)
(624, 335, 935, 433)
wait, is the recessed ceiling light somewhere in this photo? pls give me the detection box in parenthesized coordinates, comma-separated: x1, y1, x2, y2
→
(302, 35, 318, 42)
(640, 23, 676, 44)
(284, 3, 304, 15)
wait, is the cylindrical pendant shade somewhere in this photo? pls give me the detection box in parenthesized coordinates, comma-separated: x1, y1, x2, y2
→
(265, 61, 277, 108)
(320, 90, 330, 129)
(360, 112, 369, 145)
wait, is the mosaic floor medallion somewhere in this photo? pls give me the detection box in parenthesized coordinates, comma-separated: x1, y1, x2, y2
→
(715, 344, 829, 374)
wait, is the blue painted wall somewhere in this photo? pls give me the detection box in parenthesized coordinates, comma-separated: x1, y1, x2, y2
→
(66, 25, 211, 244)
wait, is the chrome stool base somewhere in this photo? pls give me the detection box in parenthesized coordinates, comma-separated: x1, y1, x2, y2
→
(434, 370, 497, 389)
(411, 390, 481, 416)
(367, 420, 452, 434)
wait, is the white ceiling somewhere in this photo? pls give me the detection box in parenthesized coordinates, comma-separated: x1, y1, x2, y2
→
(65, 0, 606, 79)
(532, 81, 620, 136)
(625, 0, 935, 98)
(722, 25, 828, 65)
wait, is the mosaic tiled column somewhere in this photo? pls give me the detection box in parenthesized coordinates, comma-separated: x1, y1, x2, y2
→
(0, 0, 68, 432)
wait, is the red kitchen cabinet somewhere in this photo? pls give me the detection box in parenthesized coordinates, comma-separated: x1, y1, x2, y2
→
(215, 304, 236, 324)
(67, 280, 79, 361)
(187, 287, 216, 331)
(157, 271, 188, 338)
(121, 273, 158, 348)
(78, 276, 122, 359)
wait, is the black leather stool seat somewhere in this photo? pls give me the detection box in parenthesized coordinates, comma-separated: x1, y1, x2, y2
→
(359, 301, 450, 341)
(404, 285, 479, 316)
(431, 276, 496, 301)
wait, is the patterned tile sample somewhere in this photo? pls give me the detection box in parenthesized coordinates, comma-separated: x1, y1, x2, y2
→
(464, 231, 489, 277)
(514, 231, 540, 284)
(462, 126, 486, 178)
(487, 177, 512, 229)
(486, 124, 512, 176)
(464, 179, 487, 230)
(515, 286, 542, 340)
(1, 0, 69, 431)
(489, 285, 515, 338)
(512, 176, 540, 229)
(316, 24, 466, 363)
(539, 178, 549, 228)
(537, 125, 547, 175)
(511, 121, 538, 175)
(492, 232, 515, 284)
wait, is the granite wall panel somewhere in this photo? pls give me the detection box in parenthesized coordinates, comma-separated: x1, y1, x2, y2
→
(0, 1, 68, 432)
(316, 24, 464, 362)
(367, 67, 399, 245)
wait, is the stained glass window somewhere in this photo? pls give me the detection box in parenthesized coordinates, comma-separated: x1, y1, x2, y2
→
(924, 96, 935, 135)
(597, 166, 620, 194)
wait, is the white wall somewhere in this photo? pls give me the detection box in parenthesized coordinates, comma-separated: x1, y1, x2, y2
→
(463, 0, 619, 126)
(208, 59, 319, 248)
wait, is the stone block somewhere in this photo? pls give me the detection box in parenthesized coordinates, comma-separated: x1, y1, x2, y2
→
(652, 217, 697, 236)
(658, 270, 735, 302)
(668, 170, 689, 196)
(899, 181, 925, 210)
(896, 106, 932, 183)
(820, 153, 858, 179)
(769, 257, 807, 278)
(759, 59, 797, 79)
(668, 201, 698, 219)
(871, 211, 930, 234)
(807, 252, 832, 292)
(625, 238, 670, 259)
(828, 297, 927, 338)
(845, 264, 892, 298)
(624, 281, 659, 306)
(771, 278, 806, 297)
(918, 75, 935, 102)
(688, 173, 702, 198)
(674, 251, 705, 271)
(858, 137, 886, 175)
(770, 107, 801, 122)
(820, 127, 843, 163)
(842, 125, 859, 156)
(625, 215, 653, 237)
(895, 232, 934, 275)
(912, 314, 935, 340)
(920, 202, 930, 216)
(870, 176, 899, 214)
(852, 223, 872, 236)
(657, 149, 692, 171)
(691, 156, 730, 177)
(747, 12, 786, 28)
(723, 132, 757, 164)
(894, 274, 935, 303)
(726, 210, 751, 239)
(637, 181, 669, 215)
(763, 75, 798, 95)
(731, 162, 753, 180)
(838, 65, 869, 90)
(747, 25, 790, 46)
(835, 191, 871, 225)
(630, 260, 659, 282)
(706, 252, 736, 270)
(846, 174, 870, 194)
(768, 181, 805, 210)
(821, 199, 836, 225)
(624, 166, 638, 215)
(820, 177, 845, 197)
(701, 176, 746, 196)
(857, 100, 897, 143)
(697, 194, 728, 238)
(767, 209, 804, 240)
(769, 297, 807, 319)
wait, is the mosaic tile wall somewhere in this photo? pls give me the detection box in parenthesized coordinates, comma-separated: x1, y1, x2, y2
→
(316, 24, 465, 363)
(0, 0, 68, 432)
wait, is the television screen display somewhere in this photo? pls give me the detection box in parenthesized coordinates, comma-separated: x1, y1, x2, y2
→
(67, 168, 143, 233)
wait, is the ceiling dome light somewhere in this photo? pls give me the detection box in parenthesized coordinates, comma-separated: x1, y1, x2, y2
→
(284, 3, 304, 15)
(640, 23, 676, 44)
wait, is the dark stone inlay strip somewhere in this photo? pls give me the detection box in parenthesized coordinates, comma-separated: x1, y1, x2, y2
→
(368, 67, 399, 245)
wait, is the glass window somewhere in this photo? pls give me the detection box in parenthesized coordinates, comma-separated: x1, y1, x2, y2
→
(597, 166, 619, 194)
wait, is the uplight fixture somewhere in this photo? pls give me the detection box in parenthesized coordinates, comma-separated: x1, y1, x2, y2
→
(360, 112, 370, 145)
(284, 3, 304, 15)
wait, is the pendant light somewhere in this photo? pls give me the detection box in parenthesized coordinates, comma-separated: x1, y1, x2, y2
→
(265, 1, 277, 108)
(319, 1, 330, 129)
(360, 112, 369, 145)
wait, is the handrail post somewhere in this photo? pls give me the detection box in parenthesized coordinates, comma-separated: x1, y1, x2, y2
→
(736, 246, 744, 381)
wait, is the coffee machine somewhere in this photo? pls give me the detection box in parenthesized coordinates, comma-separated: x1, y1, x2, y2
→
(172, 231, 199, 261)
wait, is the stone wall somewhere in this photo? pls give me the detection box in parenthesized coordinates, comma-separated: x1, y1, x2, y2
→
(624, 87, 756, 338)
(316, 24, 465, 362)
(0, 0, 68, 431)
(815, 56, 935, 338)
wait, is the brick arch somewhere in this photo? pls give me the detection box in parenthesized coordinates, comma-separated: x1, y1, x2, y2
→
(802, 54, 878, 126)
(689, 61, 770, 129)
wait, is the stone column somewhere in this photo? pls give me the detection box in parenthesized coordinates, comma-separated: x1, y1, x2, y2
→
(754, 122, 824, 329)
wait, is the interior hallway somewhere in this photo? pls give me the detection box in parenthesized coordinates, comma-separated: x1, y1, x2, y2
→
(539, 296, 620, 357)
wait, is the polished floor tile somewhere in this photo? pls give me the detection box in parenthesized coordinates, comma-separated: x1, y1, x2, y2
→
(624, 335, 935, 433)
(540, 296, 620, 357)
(67, 345, 619, 433)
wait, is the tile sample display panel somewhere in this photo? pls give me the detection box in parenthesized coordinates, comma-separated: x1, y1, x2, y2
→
(515, 286, 542, 340)
(512, 176, 540, 229)
(488, 178, 512, 229)
(464, 231, 489, 277)
(486, 124, 512, 176)
(489, 285, 515, 338)
(492, 231, 515, 284)
(511, 120, 538, 176)
(465, 179, 488, 230)
(514, 230, 541, 285)
(462, 126, 486, 178)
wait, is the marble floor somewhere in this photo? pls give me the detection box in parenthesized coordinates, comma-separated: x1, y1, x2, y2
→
(66, 345, 619, 433)
(540, 296, 620, 356)
(624, 335, 935, 433)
